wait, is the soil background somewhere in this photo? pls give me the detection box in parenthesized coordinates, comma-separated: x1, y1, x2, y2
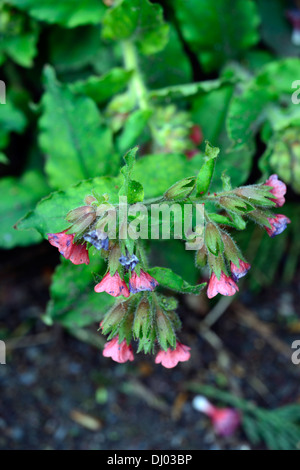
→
(0, 242, 300, 450)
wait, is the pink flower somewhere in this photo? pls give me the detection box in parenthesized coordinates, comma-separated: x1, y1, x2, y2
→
(207, 272, 239, 299)
(189, 124, 203, 146)
(193, 396, 241, 437)
(230, 259, 251, 282)
(155, 341, 191, 369)
(94, 271, 130, 298)
(129, 269, 159, 294)
(48, 230, 89, 265)
(265, 174, 287, 207)
(102, 336, 134, 363)
(264, 215, 291, 238)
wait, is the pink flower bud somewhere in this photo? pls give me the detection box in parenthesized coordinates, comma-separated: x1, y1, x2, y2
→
(264, 215, 291, 238)
(192, 396, 241, 437)
(155, 341, 191, 368)
(129, 270, 159, 294)
(265, 174, 287, 207)
(47, 230, 89, 265)
(207, 272, 239, 299)
(94, 271, 130, 298)
(102, 336, 134, 363)
(230, 259, 251, 282)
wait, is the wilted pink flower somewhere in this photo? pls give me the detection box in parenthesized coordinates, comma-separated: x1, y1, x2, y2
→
(155, 341, 191, 368)
(94, 271, 130, 297)
(192, 396, 241, 437)
(48, 230, 89, 265)
(129, 269, 159, 294)
(264, 215, 291, 238)
(265, 174, 287, 207)
(207, 272, 239, 299)
(102, 336, 134, 363)
(230, 259, 251, 282)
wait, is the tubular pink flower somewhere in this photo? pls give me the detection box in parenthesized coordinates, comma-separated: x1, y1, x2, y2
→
(230, 259, 251, 282)
(94, 271, 130, 298)
(265, 174, 287, 207)
(207, 272, 239, 299)
(265, 215, 291, 238)
(129, 269, 159, 294)
(155, 341, 191, 369)
(193, 396, 241, 437)
(48, 230, 89, 265)
(102, 336, 134, 363)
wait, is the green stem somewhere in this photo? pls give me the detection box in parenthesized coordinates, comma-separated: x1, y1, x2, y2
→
(122, 40, 149, 110)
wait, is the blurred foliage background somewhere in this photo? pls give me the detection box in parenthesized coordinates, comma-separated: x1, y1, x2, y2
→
(1, 0, 300, 450)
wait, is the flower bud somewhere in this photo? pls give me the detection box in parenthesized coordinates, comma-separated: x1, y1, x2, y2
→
(133, 298, 151, 339)
(84, 195, 98, 205)
(156, 308, 176, 351)
(68, 213, 96, 235)
(101, 302, 128, 336)
(195, 245, 207, 268)
(205, 222, 223, 256)
(164, 177, 196, 201)
(221, 231, 240, 267)
(219, 196, 254, 213)
(66, 206, 95, 223)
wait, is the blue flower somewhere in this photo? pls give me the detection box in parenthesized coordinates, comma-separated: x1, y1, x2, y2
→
(83, 230, 109, 251)
(119, 254, 139, 270)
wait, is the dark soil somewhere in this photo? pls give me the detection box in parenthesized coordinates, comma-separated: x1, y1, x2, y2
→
(0, 243, 300, 450)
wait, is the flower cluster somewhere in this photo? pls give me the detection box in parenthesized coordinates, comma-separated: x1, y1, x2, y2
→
(46, 170, 290, 368)
(200, 174, 290, 299)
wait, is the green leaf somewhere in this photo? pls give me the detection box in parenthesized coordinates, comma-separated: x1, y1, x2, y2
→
(0, 6, 39, 67)
(16, 175, 121, 238)
(102, 0, 169, 55)
(0, 170, 49, 249)
(227, 82, 273, 152)
(196, 142, 219, 195)
(119, 147, 144, 204)
(174, 0, 260, 72)
(6, 0, 106, 27)
(0, 98, 27, 150)
(117, 109, 152, 154)
(70, 68, 133, 104)
(46, 257, 115, 328)
(148, 267, 206, 295)
(148, 78, 230, 100)
(132, 153, 206, 199)
(39, 66, 116, 189)
(140, 25, 192, 89)
(48, 25, 103, 72)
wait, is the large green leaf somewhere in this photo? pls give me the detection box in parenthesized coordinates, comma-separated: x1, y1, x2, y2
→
(39, 66, 116, 189)
(102, 0, 169, 55)
(6, 0, 106, 27)
(46, 257, 115, 328)
(16, 175, 122, 238)
(174, 0, 260, 72)
(0, 170, 48, 249)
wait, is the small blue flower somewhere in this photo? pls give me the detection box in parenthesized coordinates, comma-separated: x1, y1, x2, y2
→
(84, 230, 109, 251)
(119, 254, 139, 270)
